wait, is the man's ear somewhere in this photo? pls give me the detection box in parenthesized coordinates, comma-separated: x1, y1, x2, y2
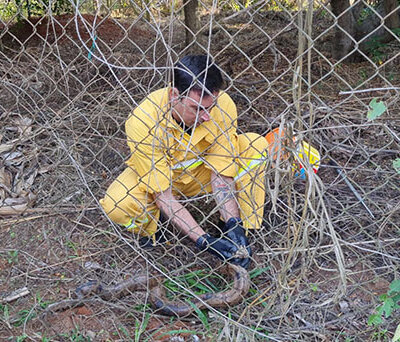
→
(169, 88, 180, 101)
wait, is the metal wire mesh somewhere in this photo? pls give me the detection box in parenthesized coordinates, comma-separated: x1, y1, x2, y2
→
(1, 0, 399, 340)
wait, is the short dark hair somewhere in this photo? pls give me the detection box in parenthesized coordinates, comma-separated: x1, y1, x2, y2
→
(173, 55, 223, 95)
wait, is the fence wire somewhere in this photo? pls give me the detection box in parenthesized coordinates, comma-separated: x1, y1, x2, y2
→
(0, 0, 399, 340)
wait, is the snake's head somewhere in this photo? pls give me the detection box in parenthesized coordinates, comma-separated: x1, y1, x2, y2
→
(233, 246, 250, 259)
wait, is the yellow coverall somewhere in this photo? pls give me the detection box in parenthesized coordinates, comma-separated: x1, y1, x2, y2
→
(100, 87, 269, 237)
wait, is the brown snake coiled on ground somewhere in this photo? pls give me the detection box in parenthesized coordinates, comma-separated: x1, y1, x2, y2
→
(45, 264, 250, 316)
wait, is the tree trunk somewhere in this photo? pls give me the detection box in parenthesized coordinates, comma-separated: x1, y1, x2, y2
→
(384, 0, 400, 29)
(184, 0, 202, 51)
(355, 0, 400, 53)
(381, 0, 400, 43)
(330, 0, 356, 61)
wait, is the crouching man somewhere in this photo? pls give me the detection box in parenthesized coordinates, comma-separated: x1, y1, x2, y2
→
(100, 55, 268, 269)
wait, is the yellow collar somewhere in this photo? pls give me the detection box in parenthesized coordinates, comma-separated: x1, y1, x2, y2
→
(158, 87, 218, 145)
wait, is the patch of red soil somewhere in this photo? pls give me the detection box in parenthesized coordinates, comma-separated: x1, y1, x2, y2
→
(347, 262, 390, 303)
(74, 305, 94, 316)
(42, 305, 104, 336)
(2, 14, 153, 47)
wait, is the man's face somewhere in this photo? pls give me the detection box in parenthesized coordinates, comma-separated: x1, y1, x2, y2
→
(170, 88, 217, 128)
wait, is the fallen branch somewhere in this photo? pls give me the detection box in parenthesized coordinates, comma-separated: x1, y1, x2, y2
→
(339, 87, 400, 95)
(1, 287, 30, 304)
(0, 206, 98, 227)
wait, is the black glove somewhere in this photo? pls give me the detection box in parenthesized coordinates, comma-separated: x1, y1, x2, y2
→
(221, 217, 252, 269)
(196, 233, 238, 262)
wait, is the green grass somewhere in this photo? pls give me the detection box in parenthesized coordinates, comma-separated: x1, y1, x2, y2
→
(163, 269, 223, 298)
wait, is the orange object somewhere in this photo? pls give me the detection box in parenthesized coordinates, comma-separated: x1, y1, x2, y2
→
(265, 128, 320, 179)
(265, 127, 290, 161)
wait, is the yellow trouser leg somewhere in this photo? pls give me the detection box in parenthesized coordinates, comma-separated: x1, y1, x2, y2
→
(235, 133, 268, 230)
(99, 167, 159, 237)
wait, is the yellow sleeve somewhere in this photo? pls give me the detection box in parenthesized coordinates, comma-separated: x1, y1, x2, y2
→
(203, 93, 239, 178)
(125, 99, 171, 194)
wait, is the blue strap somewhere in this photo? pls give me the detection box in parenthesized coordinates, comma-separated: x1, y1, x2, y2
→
(88, 35, 97, 61)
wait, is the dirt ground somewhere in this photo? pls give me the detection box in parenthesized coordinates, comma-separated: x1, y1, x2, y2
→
(1, 9, 399, 342)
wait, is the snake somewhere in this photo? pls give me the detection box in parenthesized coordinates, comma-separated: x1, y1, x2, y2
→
(45, 264, 250, 316)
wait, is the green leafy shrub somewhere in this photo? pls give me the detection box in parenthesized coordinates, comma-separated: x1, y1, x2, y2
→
(368, 279, 400, 326)
(0, 0, 73, 22)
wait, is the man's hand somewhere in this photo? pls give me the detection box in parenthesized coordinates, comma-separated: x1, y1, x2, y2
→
(196, 234, 238, 262)
(221, 218, 252, 269)
(155, 189, 206, 242)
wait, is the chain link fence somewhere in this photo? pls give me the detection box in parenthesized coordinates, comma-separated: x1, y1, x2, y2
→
(1, 0, 399, 340)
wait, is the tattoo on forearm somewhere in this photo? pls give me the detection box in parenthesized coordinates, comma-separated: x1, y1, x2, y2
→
(214, 182, 235, 205)
(211, 174, 240, 220)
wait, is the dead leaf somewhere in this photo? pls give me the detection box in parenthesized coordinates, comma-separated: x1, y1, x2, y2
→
(0, 167, 12, 200)
(2, 151, 24, 166)
(38, 165, 52, 174)
(2, 197, 28, 206)
(14, 117, 33, 138)
(0, 197, 28, 215)
(14, 167, 38, 197)
(0, 167, 12, 188)
(24, 169, 38, 188)
(2, 151, 22, 160)
(0, 143, 14, 154)
(0, 193, 36, 215)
